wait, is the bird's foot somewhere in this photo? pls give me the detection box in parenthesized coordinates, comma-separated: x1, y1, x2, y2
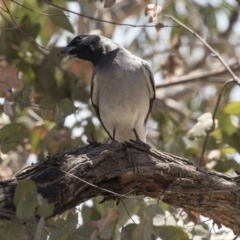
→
(130, 138, 151, 149)
(110, 139, 120, 146)
(131, 128, 151, 149)
(87, 132, 101, 146)
(87, 139, 101, 146)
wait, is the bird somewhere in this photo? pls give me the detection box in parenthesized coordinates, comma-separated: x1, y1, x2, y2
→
(59, 34, 155, 143)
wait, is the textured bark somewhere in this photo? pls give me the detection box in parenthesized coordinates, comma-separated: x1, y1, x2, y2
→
(0, 142, 239, 233)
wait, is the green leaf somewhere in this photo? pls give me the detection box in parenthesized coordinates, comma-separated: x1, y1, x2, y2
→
(0, 123, 27, 153)
(35, 217, 45, 240)
(153, 226, 189, 240)
(188, 112, 218, 139)
(66, 211, 78, 229)
(49, 212, 78, 240)
(55, 218, 66, 229)
(120, 224, 136, 240)
(99, 208, 119, 239)
(17, 191, 38, 220)
(144, 204, 165, 218)
(82, 205, 101, 224)
(223, 132, 240, 152)
(221, 146, 236, 154)
(218, 114, 237, 135)
(14, 179, 37, 205)
(55, 98, 78, 122)
(49, 9, 74, 33)
(37, 55, 57, 92)
(132, 220, 153, 240)
(224, 101, 240, 115)
(40, 96, 57, 121)
(37, 199, 54, 218)
(191, 225, 209, 237)
(0, 219, 32, 240)
(74, 224, 94, 240)
(14, 180, 38, 220)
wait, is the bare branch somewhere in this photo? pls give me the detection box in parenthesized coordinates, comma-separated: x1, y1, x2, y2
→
(0, 6, 19, 19)
(1, 142, 240, 233)
(43, 0, 171, 29)
(165, 15, 240, 85)
(199, 79, 235, 166)
(156, 62, 240, 88)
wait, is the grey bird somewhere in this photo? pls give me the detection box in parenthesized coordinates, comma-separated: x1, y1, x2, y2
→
(59, 35, 155, 143)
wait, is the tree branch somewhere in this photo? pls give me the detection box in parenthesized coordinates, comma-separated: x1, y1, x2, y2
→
(155, 62, 240, 89)
(165, 14, 240, 85)
(0, 142, 239, 233)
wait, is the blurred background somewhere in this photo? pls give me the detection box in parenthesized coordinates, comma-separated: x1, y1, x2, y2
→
(0, 0, 240, 239)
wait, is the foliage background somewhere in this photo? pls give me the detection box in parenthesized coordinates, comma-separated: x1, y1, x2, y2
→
(0, 0, 240, 239)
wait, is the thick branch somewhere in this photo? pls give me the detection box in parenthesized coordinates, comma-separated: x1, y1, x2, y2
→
(0, 142, 239, 233)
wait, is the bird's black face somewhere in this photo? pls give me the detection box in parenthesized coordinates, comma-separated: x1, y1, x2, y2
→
(58, 35, 102, 65)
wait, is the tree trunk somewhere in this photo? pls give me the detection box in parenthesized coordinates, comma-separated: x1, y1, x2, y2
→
(0, 142, 239, 234)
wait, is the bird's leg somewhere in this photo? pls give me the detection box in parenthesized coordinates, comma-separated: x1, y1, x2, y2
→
(131, 128, 151, 149)
(112, 128, 116, 141)
(110, 128, 118, 144)
(87, 132, 101, 146)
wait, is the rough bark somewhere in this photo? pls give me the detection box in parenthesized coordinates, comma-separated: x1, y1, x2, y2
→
(0, 142, 239, 234)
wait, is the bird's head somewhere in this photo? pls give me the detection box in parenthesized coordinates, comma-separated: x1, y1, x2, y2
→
(58, 34, 118, 65)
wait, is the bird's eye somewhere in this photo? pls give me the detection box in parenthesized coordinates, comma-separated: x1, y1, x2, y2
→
(76, 36, 86, 42)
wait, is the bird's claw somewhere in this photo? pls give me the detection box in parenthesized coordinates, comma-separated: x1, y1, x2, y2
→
(87, 139, 101, 146)
(130, 139, 151, 149)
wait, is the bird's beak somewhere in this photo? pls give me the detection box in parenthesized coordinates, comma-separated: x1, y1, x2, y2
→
(58, 46, 76, 55)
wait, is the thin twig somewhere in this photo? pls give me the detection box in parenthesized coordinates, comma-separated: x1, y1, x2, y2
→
(199, 79, 234, 166)
(120, 200, 136, 224)
(11, 0, 70, 17)
(165, 14, 240, 166)
(207, 223, 214, 240)
(158, 179, 177, 203)
(43, 0, 173, 29)
(165, 15, 240, 85)
(16, 165, 139, 200)
(0, 6, 19, 19)
(233, 235, 239, 240)
(155, 62, 240, 88)
(2, 0, 50, 52)
(0, 22, 27, 30)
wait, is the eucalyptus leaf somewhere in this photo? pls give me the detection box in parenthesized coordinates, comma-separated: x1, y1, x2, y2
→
(0, 123, 27, 153)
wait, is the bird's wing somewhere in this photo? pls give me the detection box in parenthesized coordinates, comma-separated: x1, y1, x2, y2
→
(90, 70, 112, 139)
(141, 62, 156, 123)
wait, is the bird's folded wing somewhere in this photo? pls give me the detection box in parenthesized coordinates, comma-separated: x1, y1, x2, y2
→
(141, 62, 156, 123)
(90, 70, 112, 138)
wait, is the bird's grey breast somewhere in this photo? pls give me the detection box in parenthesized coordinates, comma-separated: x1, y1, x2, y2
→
(95, 50, 150, 110)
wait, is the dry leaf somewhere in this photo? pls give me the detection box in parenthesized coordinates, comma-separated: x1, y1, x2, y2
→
(145, 4, 162, 23)
(48, 127, 72, 153)
(206, 149, 221, 168)
(162, 52, 186, 81)
(188, 112, 218, 139)
(104, 0, 116, 8)
(207, 149, 221, 161)
(161, 36, 187, 82)
(155, 22, 165, 31)
(0, 166, 13, 180)
(95, 208, 119, 236)
(185, 209, 199, 223)
(5, 90, 14, 102)
(171, 35, 182, 49)
(0, 60, 24, 94)
(3, 99, 13, 116)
